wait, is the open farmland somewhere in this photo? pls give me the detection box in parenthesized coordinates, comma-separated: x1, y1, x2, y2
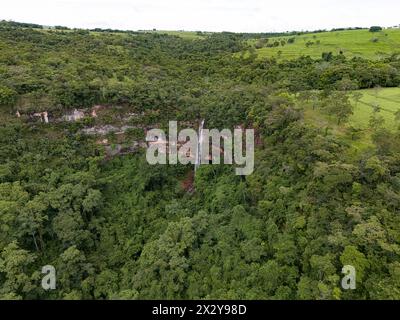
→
(248, 28, 400, 60)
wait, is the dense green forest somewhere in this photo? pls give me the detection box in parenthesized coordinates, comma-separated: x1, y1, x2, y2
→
(1, 21, 400, 299)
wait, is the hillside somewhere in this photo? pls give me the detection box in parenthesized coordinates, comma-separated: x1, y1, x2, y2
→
(303, 87, 400, 156)
(246, 28, 400, 60)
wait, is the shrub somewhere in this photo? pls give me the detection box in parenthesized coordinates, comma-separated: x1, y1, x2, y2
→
(369, 26, 382, 32)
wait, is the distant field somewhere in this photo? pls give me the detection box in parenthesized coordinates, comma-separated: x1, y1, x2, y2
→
(248, 28, 400, 60)
(149, 30, 206, 40)
(39, 27, 206, 40)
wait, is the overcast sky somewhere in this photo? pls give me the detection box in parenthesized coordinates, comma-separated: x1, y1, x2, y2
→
(2, 0, 399, 33)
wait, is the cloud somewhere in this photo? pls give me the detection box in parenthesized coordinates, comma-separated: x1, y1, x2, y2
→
(2, 0, 400, 32)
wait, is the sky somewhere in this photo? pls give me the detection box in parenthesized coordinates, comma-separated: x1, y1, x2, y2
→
(1, 0, 399, 33)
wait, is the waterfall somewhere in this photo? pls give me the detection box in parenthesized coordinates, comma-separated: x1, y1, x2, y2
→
(195, 119, 205, 172)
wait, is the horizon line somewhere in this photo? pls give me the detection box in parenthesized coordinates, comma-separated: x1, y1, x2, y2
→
(1, 18, 399, 35)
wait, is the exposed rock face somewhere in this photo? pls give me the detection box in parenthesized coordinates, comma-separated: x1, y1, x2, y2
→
(104, 141, 147, 157)
(43, 111, 49, 123)
(91, 105, 105, 118)
(105, 144, 123, 157)
(64, 109, 85, 122)
(122, 112, 143, 122)
(81, 125, 137, 135)
(82, 125, 119, 135)
(32, 111, 49, 123)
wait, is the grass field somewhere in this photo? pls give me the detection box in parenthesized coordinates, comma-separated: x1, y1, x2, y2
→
(39, 27, 206, 40)
(304, 87, 400, 153)
(249, 28, 400, 60)
(148, 30, 206, 40)
(349, 87, 400, 130)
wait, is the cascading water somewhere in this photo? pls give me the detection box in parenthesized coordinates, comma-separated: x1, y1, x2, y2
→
(195, 119, 205, 172)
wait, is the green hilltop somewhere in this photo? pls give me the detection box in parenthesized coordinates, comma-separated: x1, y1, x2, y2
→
(246, 28, 400, 60)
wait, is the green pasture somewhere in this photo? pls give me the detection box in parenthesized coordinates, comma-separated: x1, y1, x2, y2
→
(304, 87, 400, 154)
(249, 28, 400, 60)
